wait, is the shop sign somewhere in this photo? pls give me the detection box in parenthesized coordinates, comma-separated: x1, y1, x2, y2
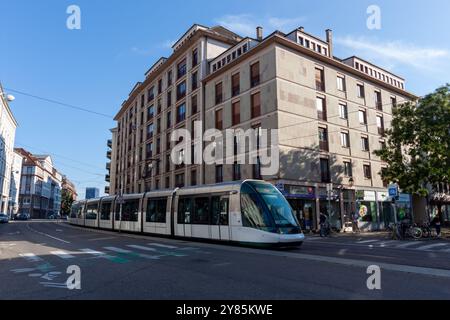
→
(286, 185, 315, 199)
(357, 190, 376, 201)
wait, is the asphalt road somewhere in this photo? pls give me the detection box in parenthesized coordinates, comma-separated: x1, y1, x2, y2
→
(1, 220, 450, 300)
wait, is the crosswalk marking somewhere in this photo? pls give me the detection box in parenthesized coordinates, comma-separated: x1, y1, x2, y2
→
(148, 243, 178, 249)
(80, 248, 106, 256)
(105, 246, 160, 260)
(357, 240, 380, 244)
(104, 247, 133, 254)
(19, 253, 43, 262)
(416, 243, 448, 251)
(393, 241, 421, 248)
(50, 251, 75, 259)
(127, 245, 157, 252)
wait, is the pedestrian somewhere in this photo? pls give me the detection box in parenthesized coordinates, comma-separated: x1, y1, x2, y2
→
(319, 212, 329, 237)
(431, 214, 442, 238)
(351, 211, 360, 233)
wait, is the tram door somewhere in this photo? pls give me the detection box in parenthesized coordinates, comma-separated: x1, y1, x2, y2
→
(211, 196, 230, 241)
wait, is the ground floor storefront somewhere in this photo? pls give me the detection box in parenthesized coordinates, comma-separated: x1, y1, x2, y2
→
(275, 181, 413, 232)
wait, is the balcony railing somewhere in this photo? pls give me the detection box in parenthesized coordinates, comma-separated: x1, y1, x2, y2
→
(107, 139, 112, 148)
(106, 151, 112, 159)
(106, 162, 111, 170)
(319, 141, 329, 152)
(104, 186, 110, 194)
(105, 174, 110, 182)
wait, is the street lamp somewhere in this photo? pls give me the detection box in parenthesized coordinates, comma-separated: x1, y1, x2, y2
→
(1, 92, 15, 102)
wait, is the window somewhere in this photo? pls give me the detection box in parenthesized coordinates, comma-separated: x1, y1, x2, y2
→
(156, 118, 161, 134)
(177, 81, 186, 100)
(233, 162, 241, 181)
(191, 170, 197, 186)
(191, 95, 198, 114)
(377, 116, 385, 135)
(167, 90, 172, 108)
(115, 200, 139, 222)
(215, 109, 223, 130)
(232, 101, 240, 126)
(165, 176, 170, 189)
(146, 142, 153, 158)
(344, 162, 353, 177)
(363, 164, 372, 179)
(215, 165, 223, 183)
(359, 110, 367, 125)
(177, 59, 186, 79)
(316, 97, 327, 121)
(337, 76, 346, 91)
(86, 204, 98, 220)
(191, 72, 198, 91)
(158, 79, 163, 95)
(319, 127, 329, 151)
(193, 197, 210, 225)
(215, 82, 223, 105)
(251, 92, 261, 118)
(176, 103, 186, 123)
(381, 167, 388, 187)
(167, 70, 173, 87)
(339, 103, 348, 120)
(147, 123, 154, 138)
(192, 48, 198, 67)
(340, 132, 350, 148)
(320, 158, 331, 183)
(357, 84, 365, 98)
(232, 73, 240, 96)
(178, 198, 192, 224)
(375, 91, 382, 110)
(167, 111, 172, 128)
(146, 199, 167, 223)
(100, 202, 112, 220)
(147, 105, 154, 120)
(315, 68, 325, 91)
(361, 136, 369, 151)
(211, 196, 229, 226)
(391, 96, 397, 108)
(250, 62, 260, 87)
(148, 86, 155, 102)
(175, 173, 185, 188)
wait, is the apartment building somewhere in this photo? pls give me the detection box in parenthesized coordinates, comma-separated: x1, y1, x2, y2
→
(8, 150, 23, 216)
(15, 148, 63, 218)
(62, 175, 77, 201)
(110, 24, 418, 231)
(0, 83, 18, 215)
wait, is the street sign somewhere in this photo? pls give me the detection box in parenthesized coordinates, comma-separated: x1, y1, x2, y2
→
(388, 184, 399, 198)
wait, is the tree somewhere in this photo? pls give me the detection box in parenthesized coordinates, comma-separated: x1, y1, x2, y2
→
(61, 189, 75, 216)
(375, 84, 450, 219)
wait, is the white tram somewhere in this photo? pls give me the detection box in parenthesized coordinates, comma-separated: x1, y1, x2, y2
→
(69, 180, 304, 247)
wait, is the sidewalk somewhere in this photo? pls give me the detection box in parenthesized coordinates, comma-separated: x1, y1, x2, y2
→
(305, 228, 450, 240)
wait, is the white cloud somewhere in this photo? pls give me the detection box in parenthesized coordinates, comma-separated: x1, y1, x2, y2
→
(335, 36, 449, 72)
(215, 14, 305, 37)
(130, 46, 152, 56)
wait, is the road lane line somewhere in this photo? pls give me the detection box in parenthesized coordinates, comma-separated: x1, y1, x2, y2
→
(26, 224, 70, 244)
(80, 248, 106, 256)
(50, 251, 75, 259)
(148, 243, 178, 249)
(127, 245, 157, 252)
(357, 240, 380, 244)
(19, 253, 43, 262)
(393, 242, 422, 248)
(416, 243, 448, 251)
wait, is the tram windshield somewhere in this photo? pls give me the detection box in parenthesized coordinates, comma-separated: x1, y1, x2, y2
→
(240, 181, 302, 234)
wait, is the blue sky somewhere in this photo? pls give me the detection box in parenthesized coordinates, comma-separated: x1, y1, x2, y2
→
(1, 0, 449, 199)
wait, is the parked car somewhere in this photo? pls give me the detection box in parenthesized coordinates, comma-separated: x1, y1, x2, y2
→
(0, 213, 10, 224)
(48, 214, 61, 220)
(14, 213, 29, 221)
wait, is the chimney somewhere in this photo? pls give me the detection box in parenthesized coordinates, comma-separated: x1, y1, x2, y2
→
(256, 26, 263, 41)
(326, 29, 333, 58)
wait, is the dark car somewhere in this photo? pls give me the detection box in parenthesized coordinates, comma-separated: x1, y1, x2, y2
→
(0, 213, 9, 224)
(14, 213, 29, 221)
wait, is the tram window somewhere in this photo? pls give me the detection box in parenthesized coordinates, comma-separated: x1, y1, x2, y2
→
(77, 206, 84, 219)
(86, 204, 98, 220)
(146, 199, 167, 223)
(193, 197, 210, 225)
(100, 202, 112, 220)
(212, 196, 229, 226)
(178, 198, 192, 224)
(70, 205, 78, 218)
(115, 200, 139, 222)
(240, 183, 274, 231)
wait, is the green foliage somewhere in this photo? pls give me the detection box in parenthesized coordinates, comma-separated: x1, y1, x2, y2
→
(61, 189, 75, 216)
(374, 84, 450, 196)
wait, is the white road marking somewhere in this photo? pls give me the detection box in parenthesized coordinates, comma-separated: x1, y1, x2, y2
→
(50, 251, 75, 259)
(127, 245, 157, 252)
(26, 224, 70, 244)
(416, 243, 448, 251)
(148, 243, 178, 249)
(88, 237, 116, 241)
(104, 247, 132, 254)
(19, 253, 43, 262)
(357, 240, 380, 244)
(393, 241, 422, 248)
(80, 248, 107, 256)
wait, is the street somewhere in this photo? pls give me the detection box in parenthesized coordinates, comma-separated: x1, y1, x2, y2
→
(1, 221, 450, 300)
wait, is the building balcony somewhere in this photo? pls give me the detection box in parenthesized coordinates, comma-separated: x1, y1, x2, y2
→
(106, 150, 112, 159)
(104, 186, 110, 194)
(106, 162, 111, 171)
(107, 139, 112, 149)
(105, 174, 110, 182)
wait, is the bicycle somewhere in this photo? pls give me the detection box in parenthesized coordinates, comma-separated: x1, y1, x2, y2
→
(396, 223, 423, 240)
